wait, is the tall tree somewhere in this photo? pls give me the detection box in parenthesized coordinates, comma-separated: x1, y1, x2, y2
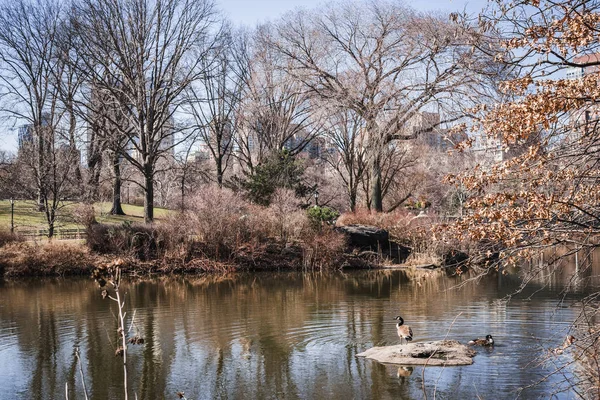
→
(186, 27, 247, 187)
(0, 0, 82, 237)
(89, 77, 132, 215)
(235, 26, 323, 176)
(322, 109, 368, 212)
(263, 1, 497, 211)
(73, 0, 220, 222)
(0, 0, 62, 211)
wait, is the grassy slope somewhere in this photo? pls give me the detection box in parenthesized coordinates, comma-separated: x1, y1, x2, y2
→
(0, 200, 171, 233)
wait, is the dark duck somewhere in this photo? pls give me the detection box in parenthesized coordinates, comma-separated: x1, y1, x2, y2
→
(468, 334, 494, 346)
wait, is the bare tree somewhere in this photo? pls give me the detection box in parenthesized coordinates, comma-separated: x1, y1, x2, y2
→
(186, 28, 246, 186)
(73, 0, 221, 222)
(263, 1, 498, 211)
(0, 0, 63, 211)
(322, 109, 368, 211)
(171, 133, 211, 211)
(21, 125, 80, 237)
(0, 151, 30, 201)
(0, 0, 83, 237)
(185, 27, 247, 187)
(234, 26, 324, 176)
(90, 77, 134, 215)
(54, 18, 85, 190)
(83, 113, 105, 202)
(380, 143, 418, 211)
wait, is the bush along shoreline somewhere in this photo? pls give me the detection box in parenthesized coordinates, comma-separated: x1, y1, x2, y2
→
(0, 192, 480, 279)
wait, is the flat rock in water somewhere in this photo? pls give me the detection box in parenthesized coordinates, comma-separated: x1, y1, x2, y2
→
(356, 340, 476, 366)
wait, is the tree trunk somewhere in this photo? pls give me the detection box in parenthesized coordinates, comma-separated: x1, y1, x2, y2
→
(364, 172, 371, 211)
(110, 152, 125, 215)
(144, 164, 154, 223)
(349, 188, 357, 212)
(85, 126, 103, 203)
(216, 156, 223, 188)
(68, 103, 82, 186)
(37, 190, 45, 212)
(86, 154, 102, 203)
(37, 124, 45, 212)
(371, 156, 383, 212)
(47, 206, 55, 238)
(180, 174, 186, 212)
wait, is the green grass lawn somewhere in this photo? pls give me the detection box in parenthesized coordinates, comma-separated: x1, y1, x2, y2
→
(0, 200, 172, 234)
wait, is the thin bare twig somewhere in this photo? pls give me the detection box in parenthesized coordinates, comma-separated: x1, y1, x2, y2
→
(75, 347, 90, 400)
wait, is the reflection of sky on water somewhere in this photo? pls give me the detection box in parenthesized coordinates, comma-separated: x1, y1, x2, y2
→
(0, 270, 589, 399)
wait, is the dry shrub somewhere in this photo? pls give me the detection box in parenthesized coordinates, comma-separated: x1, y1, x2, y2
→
(0, 241, 95, 277)
(268, 189, 312, 241)
(158, 212, 196, 262)
(86, 223, 124, 253)
(185, 186, 263, 257)
(301, 227, 347, 269)
(185, 186, 313, 258)
(0, 228, 21, 247)
(337, 208, 413, 232)
(401, 215, 453, 266)
(403, 238, 445, 266)
(573, 319, 600, 398)
(86, 222, 165, 260)
(71, 203, 97, 227)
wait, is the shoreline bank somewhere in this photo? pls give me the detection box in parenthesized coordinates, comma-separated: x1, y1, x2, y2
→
(0, 239, 398, 279)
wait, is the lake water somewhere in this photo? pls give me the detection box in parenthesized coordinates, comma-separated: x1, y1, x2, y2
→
(0, 268, 591, 399)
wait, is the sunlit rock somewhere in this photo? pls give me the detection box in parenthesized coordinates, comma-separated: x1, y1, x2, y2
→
(357, 340, 477, 366)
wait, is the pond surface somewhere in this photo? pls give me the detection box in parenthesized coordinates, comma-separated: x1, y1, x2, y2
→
(0, 269, 591, 399)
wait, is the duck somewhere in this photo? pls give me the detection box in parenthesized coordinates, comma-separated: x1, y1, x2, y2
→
(394, 316, 413, 344)
(468, 334, 494, 346)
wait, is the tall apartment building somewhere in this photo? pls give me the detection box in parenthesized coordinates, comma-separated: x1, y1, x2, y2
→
(567, 54, 600, 138)
(17, 113, 52, 155)
(566, 54, 600, 79)
(17, 124, 33, 151)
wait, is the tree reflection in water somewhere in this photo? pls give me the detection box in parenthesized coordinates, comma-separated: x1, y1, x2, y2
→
(0, 266, 594, 399)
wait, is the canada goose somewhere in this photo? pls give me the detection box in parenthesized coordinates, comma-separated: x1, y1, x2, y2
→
(394, 316, 413, 344)
(468, 334, 494, 346)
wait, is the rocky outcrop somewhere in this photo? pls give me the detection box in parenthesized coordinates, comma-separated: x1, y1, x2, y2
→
(335, 224, 389, 249)
(356, 340, 477, 366)
(335, 224, 411, 262)
(442, 249, 469, 268)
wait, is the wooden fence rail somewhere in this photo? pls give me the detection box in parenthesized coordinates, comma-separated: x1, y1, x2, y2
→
(17, 228, 87, 240)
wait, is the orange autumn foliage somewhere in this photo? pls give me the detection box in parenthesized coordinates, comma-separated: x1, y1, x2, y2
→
(445, 1, 600, 266)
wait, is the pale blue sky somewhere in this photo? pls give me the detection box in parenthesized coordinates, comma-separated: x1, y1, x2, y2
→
(0, 0, 490, 152)
(219, 0, 489, 26)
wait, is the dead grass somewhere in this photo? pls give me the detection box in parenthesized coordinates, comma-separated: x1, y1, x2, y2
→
(0, 240, 98, 277)
(403, 251, 443, 267)
(183, 187, 313, 258)
(336, 208, 413, 232)
(0, 228, 22, 247)
(302, 227, 347, 269)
